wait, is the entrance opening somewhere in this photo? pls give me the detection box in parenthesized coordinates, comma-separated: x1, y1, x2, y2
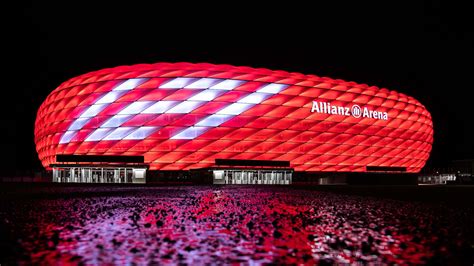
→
(213, 169, 292, 185)
(52, 166, 147, 184)
(51, 154, 148, 183)
(210, 159, 293, 185)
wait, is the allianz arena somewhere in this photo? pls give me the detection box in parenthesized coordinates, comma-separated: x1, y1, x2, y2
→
(34, 62, 433, 184)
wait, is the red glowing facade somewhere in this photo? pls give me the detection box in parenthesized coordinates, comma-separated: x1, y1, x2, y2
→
(35, 62, 433, 172)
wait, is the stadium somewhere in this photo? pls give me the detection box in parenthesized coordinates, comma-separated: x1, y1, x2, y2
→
(34, 62, 433, 184)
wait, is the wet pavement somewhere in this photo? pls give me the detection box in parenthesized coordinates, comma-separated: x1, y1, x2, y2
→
(0, 185, 473, 264)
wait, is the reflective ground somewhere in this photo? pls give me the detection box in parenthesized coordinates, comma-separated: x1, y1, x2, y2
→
(0, 185, 473, 264)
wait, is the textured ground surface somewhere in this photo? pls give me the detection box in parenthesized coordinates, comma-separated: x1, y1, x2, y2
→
(0, 185, 473, 264)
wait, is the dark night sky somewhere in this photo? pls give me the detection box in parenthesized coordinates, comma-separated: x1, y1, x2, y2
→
(1, 1, 473, 175)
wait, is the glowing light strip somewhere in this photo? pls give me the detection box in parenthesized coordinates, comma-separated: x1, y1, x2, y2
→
(171, 83, 289, 139)
(59, 78, 149, 144)
(65, 78, 248, 143)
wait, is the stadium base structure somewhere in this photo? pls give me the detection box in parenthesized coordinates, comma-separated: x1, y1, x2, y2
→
(51, 155, 147, 184)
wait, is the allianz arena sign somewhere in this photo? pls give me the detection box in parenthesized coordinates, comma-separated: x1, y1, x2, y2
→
(311, 101, 389, 120)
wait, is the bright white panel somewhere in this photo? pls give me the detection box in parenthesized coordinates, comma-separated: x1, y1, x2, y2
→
(103, 127, 135, 140)
(171, 126, 209, 139)
(142, 101, 178, 114)
(85, 128, 113, 142)
(237, 92, 272, 104)
(118, 101, 154, 115)
(159, 78, 197, 89)
(113, 78, 149, 91)
(80, 104, 108, 118)
(188, 90, 224, 101)
(195, 114, 233, 127)
(216, 103, 253, 115)
(59, 131, 76, 144)
(68, 118, 90, 130)
(165, 101, 203, 114)
(185, 78, 221, 89)
(124, 126, 157, 140)
(101, 115, 132, 128)
(257, 83, 289, 94)
(133, 169, 146, 178)
(210, 79, 245, 90)
(96, 91, 126, 104)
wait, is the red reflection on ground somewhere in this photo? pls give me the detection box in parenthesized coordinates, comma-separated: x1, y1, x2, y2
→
(0, 186, 472, 264)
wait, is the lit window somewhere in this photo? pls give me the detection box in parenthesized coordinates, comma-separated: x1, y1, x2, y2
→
(237, 92, 272, 104)
(195, 114, 233, 127)
(101, 115, 132, 128)
(113, 78, 149, 91)
(142, 101, 178, 114)
(68, 117, 90, 130)
(118, 101, 154, 115)
(257, 83, 289, 94)
(185, 78, 221, 89)
(216, 103, 252, 115)
(165, 101, 203, 114)
(188, 90, 224, 101)
(171, 126, 209, 139)
(103, 127, 135, 140)
(210, 79, 245, 90)
(96, 91, 127, 104)
(85, 128, 113, 142)
(80, 104, 108, 118)
(59, 131, 76, 144)
(159, 78, 197, 89)
(124, 126, 157, 140)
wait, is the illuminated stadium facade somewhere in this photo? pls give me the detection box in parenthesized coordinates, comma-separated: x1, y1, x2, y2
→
(34, 62, 433, 184)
